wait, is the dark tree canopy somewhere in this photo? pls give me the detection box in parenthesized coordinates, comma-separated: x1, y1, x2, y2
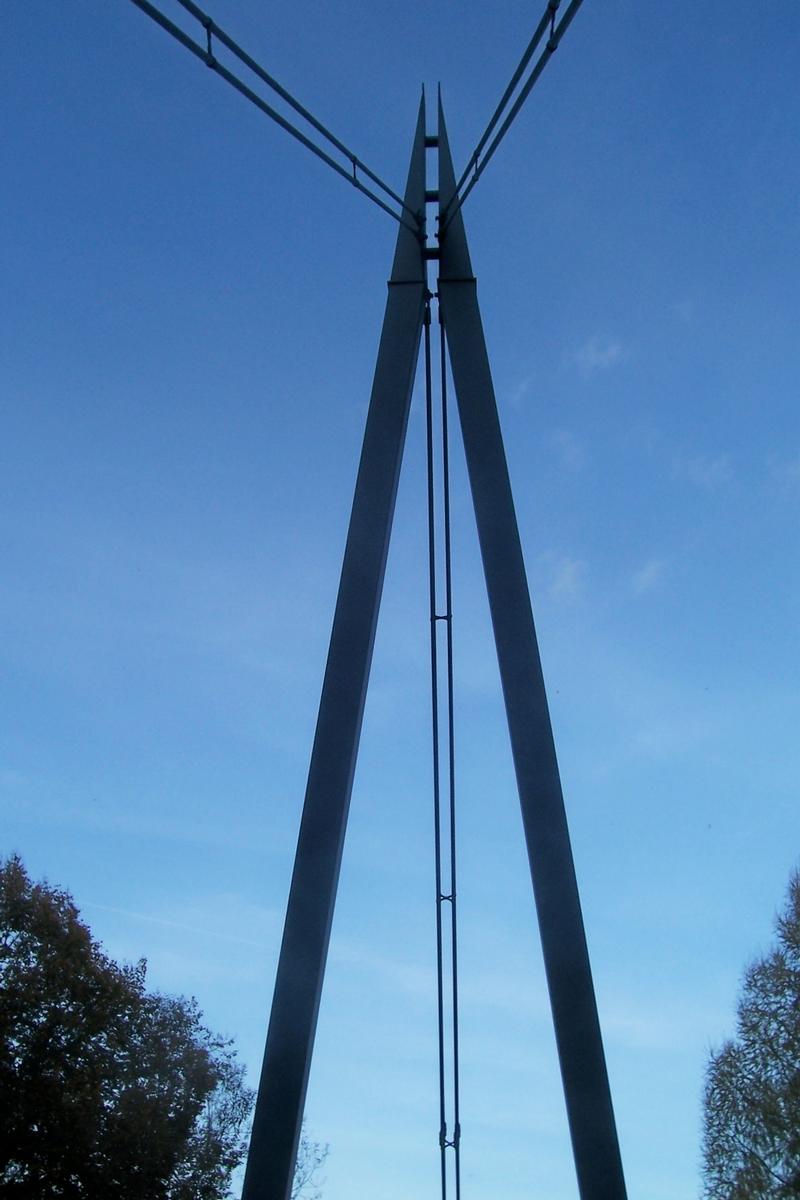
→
(703, 870, 800, 1199)
(0, 855, 254, 1199)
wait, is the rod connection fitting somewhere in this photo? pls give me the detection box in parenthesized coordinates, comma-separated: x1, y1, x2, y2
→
(548, 0, 559, 48)
(202, 17, 215, 67)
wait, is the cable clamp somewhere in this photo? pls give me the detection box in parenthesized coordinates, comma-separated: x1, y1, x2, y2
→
(548, 0, 559, 50)
(202, 19, 216, 68)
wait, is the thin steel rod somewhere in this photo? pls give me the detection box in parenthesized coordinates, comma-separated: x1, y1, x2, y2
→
(437, 95, 627, 1200)
(453, 0, 555, 198)
(172, 0, 411, 215)
(440, 313, 462, 1200)
(425, 300, 449, 1200)
(128, 0, 417, 231)
(240, 98, 428, 1200)
(444, 0, 585, 227)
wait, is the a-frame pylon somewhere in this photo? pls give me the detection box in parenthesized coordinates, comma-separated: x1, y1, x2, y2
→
(242, 94, 627, 1200)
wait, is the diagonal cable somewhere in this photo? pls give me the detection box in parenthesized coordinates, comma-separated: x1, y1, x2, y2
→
(453, 0, 556, 200)
(128, 0, 419, 231)
(443, 0, 585, 228)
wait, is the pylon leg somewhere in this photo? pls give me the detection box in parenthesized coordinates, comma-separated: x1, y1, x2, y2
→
(241, 97, 428, 1200)
(437, 96, 627, 1200)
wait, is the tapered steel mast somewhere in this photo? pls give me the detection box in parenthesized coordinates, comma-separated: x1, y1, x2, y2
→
(124, 6, 626, 1197)
(242, 93, 626, 1200)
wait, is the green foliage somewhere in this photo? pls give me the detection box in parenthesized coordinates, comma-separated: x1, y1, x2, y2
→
(703, 871, 800, 1199)
(0, 854, 254, 1199)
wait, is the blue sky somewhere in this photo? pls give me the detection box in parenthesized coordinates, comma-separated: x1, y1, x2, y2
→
(2, 2, 799, 1197)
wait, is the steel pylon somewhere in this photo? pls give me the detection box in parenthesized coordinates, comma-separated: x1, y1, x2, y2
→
(242, 92, 627, 1200)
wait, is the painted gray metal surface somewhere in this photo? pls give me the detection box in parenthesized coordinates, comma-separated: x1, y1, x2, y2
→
(436, 97, 627, 1200)
(241, 97, 427, 1200)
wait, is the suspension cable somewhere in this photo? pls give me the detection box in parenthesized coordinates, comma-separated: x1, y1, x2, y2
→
(442, 0, 585, 229)
(128, 0, 418, 232)
(453, 0, 556, 201)
(425, 293, 462, 1200)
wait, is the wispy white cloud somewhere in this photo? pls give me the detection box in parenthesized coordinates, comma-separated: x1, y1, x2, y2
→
(330, 940, 435, 999)
(601, 992, 724, 1053)
(0, 768, 34, 793)
(631, 558, 665, 596)
(631, 711, 720, 760)
(328, 936, 550, 1024)
(83, 899, 274, 951)
(672, 297, 695, 323)
(679, 453, 734, 489)
(549, 557, 586, 601)
(509, 374, 534, 408)
(550, 429, 585, 472)
(459, 972, 550, 1022)
(767, 451, 800, 486)
(572, 334, 626, 378)
(0, 776, 297, 856)
(75, 892, 282, 996)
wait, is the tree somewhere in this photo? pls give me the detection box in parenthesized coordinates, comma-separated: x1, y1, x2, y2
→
(703, 870, 800, 1199)
(291, 1128, 328, 1200)
(0, 854, 254, 1198)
